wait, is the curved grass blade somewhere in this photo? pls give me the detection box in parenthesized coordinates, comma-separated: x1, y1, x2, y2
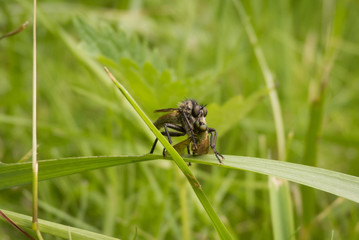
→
(0, 209, 119, 240)
(0, 155, 159, 190)
(104, 67, 233, 239)
(1, 155, 359, 204)
(183, 155, 359, 203)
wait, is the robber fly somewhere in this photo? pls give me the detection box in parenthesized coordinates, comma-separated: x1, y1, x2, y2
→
(149, 99, 224, 164)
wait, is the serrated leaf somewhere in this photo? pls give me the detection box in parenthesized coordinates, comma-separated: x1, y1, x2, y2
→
(74, 18, 166, 71)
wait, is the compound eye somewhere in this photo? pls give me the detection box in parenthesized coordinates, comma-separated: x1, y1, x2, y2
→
(192, 104, 200, 117)
(203, 107, 207, 117)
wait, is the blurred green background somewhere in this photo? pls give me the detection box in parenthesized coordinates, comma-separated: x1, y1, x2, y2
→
(1, 0, 359, 239)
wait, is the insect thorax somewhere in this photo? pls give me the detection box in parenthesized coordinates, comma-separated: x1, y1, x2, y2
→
(178, 100, 197, 135)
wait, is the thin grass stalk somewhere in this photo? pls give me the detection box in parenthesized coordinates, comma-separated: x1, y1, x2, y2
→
(300, 1, 339, 229)
(178, 169, 191, 240)
(301, 45, 337, 234)
(269, 177, 296, 240)
(31, 0, 43, 239)
(232, 1, 295, 239)
(104, 67, 232, 239)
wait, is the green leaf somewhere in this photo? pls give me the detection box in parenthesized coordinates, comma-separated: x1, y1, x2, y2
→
(74, 18, 167, 72)
(0, 209, 119, 240)
(1, 155, 359, 203)
(0, 155, 157, 189)
(2, 155, 359, 204)
(186, 155, 359, 203)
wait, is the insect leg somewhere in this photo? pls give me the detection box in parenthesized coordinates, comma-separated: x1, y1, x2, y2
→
(163, 123, 186, 144)
(208, 127, 224, 164)
(187, 145, 192, 166)
(150, 124, 186, 154)
(150, 138, 158, 154)
(180, 111, 197, 149)
(162, 124, 187, 156)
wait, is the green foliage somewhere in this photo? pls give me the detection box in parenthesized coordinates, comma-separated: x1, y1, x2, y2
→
(74, 18, 167, 72)
(2, 0, 359, 239)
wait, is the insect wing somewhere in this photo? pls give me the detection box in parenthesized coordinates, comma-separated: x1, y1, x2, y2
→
(154, 108, 178, 113)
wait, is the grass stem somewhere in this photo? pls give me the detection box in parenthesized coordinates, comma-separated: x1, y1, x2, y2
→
(31, 0, 43, 239)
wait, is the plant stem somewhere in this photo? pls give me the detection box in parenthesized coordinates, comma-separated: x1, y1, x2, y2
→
(301, 48, 337, 228)
(31, 0, 43, 239)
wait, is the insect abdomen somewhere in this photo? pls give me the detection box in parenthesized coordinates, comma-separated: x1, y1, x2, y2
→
(153, 111, 181, 129)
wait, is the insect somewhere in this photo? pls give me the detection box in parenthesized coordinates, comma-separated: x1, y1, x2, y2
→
(149, 99, 224, 164)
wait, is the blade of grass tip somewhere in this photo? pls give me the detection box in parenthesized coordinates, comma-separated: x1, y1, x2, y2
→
(232, 1, 295, 239)
(31, 0, 43, 239)
(104, 67, 232, 239)
(19, 145, 39, 163)
(0, 21, 29, 40)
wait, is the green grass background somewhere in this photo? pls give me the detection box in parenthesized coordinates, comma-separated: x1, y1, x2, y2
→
(1, 0, 359, 239)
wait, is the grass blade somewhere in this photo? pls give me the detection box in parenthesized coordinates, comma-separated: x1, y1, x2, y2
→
(0, 155, 159, 190)
(185, 155, 359, 203)
(269, 177, 295, 240)
(1, 154, 359, 202)
(0, 209, 119, 240)
(1, 155, 358, 204)
(302, 43, 337, 227)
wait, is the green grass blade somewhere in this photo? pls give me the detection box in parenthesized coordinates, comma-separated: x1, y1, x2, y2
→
(184, 155, 359, 203)
(269, 177, 295, 240)
(0, 209, 119, 240)
(104, 67, 232, 239)
(1, 155, 359, 204)
(1, 154, 359, 203)
(0, 155, 159, 189)
(302, 49, 337, 226)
